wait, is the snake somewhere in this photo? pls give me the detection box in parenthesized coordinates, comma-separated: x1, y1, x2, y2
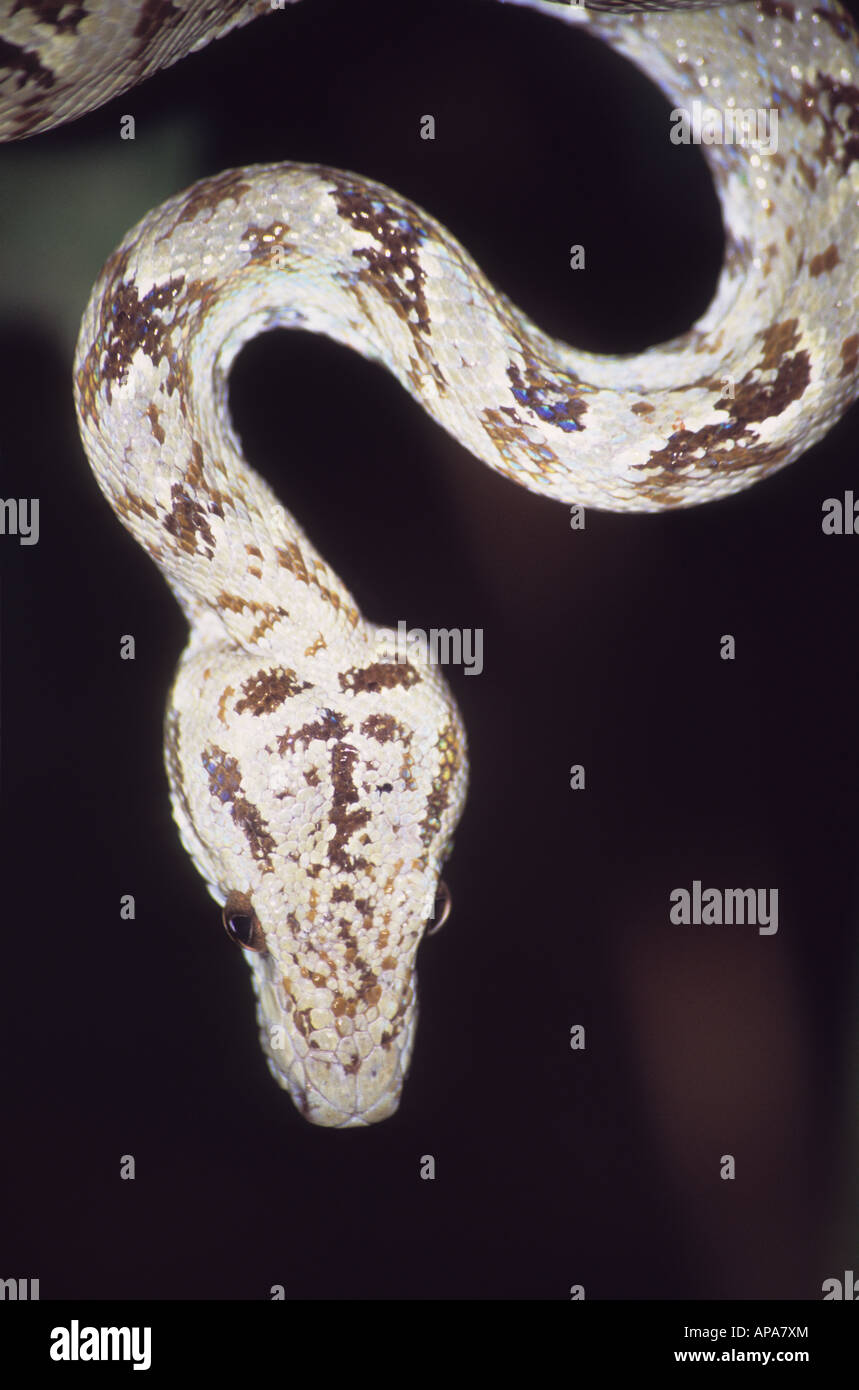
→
(2, 1, 857, 1127)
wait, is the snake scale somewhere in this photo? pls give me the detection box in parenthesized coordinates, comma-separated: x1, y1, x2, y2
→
(2, 1, 857, 1126)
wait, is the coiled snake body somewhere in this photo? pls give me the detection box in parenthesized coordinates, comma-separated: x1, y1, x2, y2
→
(3, 0, 857, 1125)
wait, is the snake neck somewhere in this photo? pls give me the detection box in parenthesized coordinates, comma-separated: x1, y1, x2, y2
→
(73, 166, 380, 656)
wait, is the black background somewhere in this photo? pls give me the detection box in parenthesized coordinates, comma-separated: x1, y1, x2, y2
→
(1, 0, 858, 1300)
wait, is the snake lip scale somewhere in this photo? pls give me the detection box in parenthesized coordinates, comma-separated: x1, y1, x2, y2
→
(2, 0, 857, 1125)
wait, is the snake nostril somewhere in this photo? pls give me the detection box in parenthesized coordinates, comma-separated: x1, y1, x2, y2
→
(222, 891, 266, 952)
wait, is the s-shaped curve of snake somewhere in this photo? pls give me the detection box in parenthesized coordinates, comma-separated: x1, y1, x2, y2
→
(2, 1, 857, 1126)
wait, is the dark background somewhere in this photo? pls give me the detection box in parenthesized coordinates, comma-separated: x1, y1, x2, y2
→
(1, 0, 858, 1299)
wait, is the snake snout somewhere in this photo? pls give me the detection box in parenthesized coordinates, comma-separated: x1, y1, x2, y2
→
(251, 954, 420, 1127)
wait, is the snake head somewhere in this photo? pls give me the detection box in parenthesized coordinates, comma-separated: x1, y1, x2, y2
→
(165, 631, 468, 1127)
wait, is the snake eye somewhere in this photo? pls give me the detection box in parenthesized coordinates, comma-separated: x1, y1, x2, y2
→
(222, 891, 266, 952)
(426, 881, 451, 936)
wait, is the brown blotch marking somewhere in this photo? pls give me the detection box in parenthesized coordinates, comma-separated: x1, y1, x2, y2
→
(808, 244, 840, 277)
(215, 593, 289, 643)
(112, 487, 158, 526)
(797, 75, 859, 175)
(201, 745, 276, 869)
(276, 543, 359, 626)
(132, 0, 182, 45)
(419, 724, 462, 848)
(331, 183, 432, 334)
(163, 483, 215, 557)
(757, 319, 801, 372)
(758, 0, 796, 18)
(217, 593, 250, 611)
(243, 220, 290, 244)
(25, 0, 90, 27)
(185, 440, 205, 490)
(203, 749, 244, 805)
(83, 265, 217, 426)
(228, 795, 276, 870)
(161, 168, 253, 237)
(294, 1008, 314, 1040)
(304, 767, 321, 787)
(840, 335, 859, 379)
(276, 539, 309, 583)
(480, 405, 560, 480)
(328, 743, 371, 872)
(235, 667, 313, 716)
(217, 684, 236, 726)
(330, 177, 449, 394)
(75, 244, 132, 423)
(639, 426, 789, 494)
(507, 359, 587, 433)
(0, 34, 56, 105)
(305, 633, 327, 658)
(362, 712, 415, 789)
(338, 922, 359, 953)
(380, 955, 397, 972)
(637, 319, 809, 493)
(241, 220, 296, 266)
(339, 662, 421, 695)
(332, 885, 353, 903)
(0, 3, 95, 129)
(146, 402, 165, 445)
(277, 710, 350, 754)
(101, 275, 184, 393)
(631, 402, 654, 417)
(361, 713, 409, 744)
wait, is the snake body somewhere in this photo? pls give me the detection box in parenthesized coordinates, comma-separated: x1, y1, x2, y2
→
(3, 1, 858, 1125)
